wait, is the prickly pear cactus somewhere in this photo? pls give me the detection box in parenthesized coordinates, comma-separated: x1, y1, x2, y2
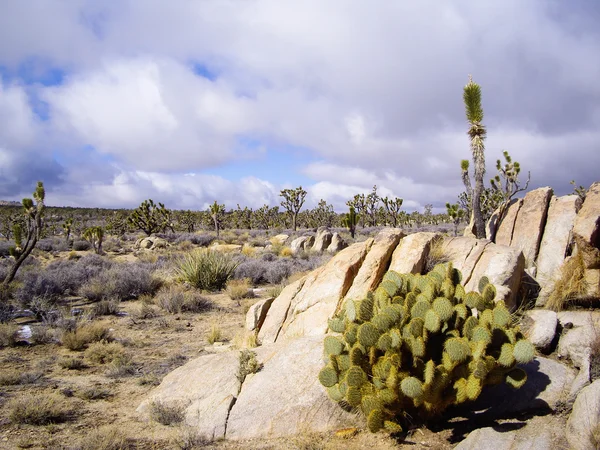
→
(319, 263, 534, 433)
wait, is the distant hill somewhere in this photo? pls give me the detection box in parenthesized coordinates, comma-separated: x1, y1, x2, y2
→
(0, 200, 21, 206)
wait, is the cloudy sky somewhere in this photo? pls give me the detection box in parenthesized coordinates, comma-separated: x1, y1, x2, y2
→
(0, 1, 599, 212)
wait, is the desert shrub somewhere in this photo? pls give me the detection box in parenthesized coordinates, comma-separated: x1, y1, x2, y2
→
(58, 356, 87, 370)
(0, 370, 43, 386)
(175, 233, 215, 247)
(80, 262, 161, 302)
(266, 283, 285, 298)
(149, 400, 186, 426)
(91, 299, 121, 317)
(182, 293, 212, 313)
(279, 246, 293, 257)
(30, 324, 55, 344)
(73, 240, 92, 251)
(76, 385, 113, 400)
(105, 354, 137, 378)
(234, 258, 267, 284)
(61, 323, 111, 351)
(320, 263, 535, 433)
(546, 252, 589, 311)
(9, 393, 74, 425)
(154, 285, 186, 313)
(234, 254, 328, 285)
(236, 349, 262, 384)
(0, 323, 19, 347)
(176, 249, 238, 290)
(174, 427, 212, 449)
(132, 303, 159, 320)
(226, 278, 252, 301)
(85, 341, 126, 364)
(78, 425, 128, 450)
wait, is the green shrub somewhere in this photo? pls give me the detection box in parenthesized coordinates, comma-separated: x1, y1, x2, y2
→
(176, 249, 238, 290)
(320, 263, 535, 433)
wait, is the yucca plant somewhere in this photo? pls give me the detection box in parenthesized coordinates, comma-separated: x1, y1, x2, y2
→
(176, 249, 239, 291)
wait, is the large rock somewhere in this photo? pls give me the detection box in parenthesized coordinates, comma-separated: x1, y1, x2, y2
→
(277, 239, 372, 341)
(258, 277, 306, 344)
(511, 187, 554, 269)
(463, 356, 576, 419)
(245, 297, 275, 332)
(270, 234, 289, 246)
(486, 198, 520, 242)
(226, 336, 359, 439)
(312, 227, 333, 253)
(137, 351, 240, 440)
(290, 236, 315, 255)
(536, 195, 582, 284)
(439, 237, 491, 286)
(463, 243, 526, 310)
(388, 232, 438, 274)
(566, 379, 600, 450)
(343, 229, 404, 301)
(523, 310, 558, 353)
(327, 232, 347, 253)
(572, 181, 600, 250)
(495, 198, 523, 246)
(454, 415, 557, 450)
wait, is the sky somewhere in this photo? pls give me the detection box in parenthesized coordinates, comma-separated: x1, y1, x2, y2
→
(0, 1, 599, 213)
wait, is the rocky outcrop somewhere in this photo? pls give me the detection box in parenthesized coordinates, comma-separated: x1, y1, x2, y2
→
(312, 227, 333, 253)
(438, 237, 491, 286)
(245, 297, 275, 332)
(290, 235, 315, 255)
(523, 310, 558, 353)
(270, 234, 290, 246)
(510, 187, 553, 269)
(536, 195, 582, 284)
(135, 236, 169, 250)
(327, 232, 347, 253)
(566, 380, 600, 450)
(494, 198, 523, 246)
(388, 232, 438, 274)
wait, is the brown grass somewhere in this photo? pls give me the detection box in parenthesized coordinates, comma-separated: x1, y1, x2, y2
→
(62, 322, 111, 351)
(148, 400, 186, 426)
(226, 278, 253, 301)
(0, 322, 19, 347)
(546, 252, 588, 311)
(78, 425, 128, 450)
(85, 341, 127, 364)
(8, 393, 75, 425)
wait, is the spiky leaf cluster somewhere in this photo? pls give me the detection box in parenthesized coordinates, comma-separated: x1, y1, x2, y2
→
(320, 263, 534, 433)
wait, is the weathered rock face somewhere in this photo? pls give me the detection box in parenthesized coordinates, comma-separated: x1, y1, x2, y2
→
(135, 236, 169, 250)
(463, 243, 525, 310)
(327, 232, 347, 253)
(494, 198, 523, 246)
(270, 234, 290, 246)
(510, 187, 554, 269)
(573, 181, 600, 250)
(312, 227, 333, 253)
(388, 232, 438, 274)
(343, 229, 404, 301)
(438, 237, 491, 286)
(566, 380, 600, 450)
(277, 239, 372, 341)
(258, 277, 306, 345)
(137, 351, 240, 440)
(523, 310, 558, 353)
(226, 336, 359, 439)
(290, 236, 315, 255)
(536, 195, 582, 284)
(245, 297, 275, 332)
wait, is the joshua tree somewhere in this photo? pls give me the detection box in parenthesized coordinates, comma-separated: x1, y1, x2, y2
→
(2, 182, 45, 288)
(209, 201, 226, 238)
(342, 206, 359, 239)
(280, 186, 307, 231)
(446, 202, 465, 236)
(463, 75, 487, 238)
(364, 185, 380, 227)
(381, 196, 404, 227)
(347, 194, 367, 228)
(62, 217, 74, 244)
(83, 226, 104, 254)
(128, 199, 171, 236)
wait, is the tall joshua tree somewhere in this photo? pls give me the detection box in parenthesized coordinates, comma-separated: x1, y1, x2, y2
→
(2, 182, 45, 288)
(280, 186, 307, 232)
(209, 201, 226, 238)
(464, 75, 487, 239)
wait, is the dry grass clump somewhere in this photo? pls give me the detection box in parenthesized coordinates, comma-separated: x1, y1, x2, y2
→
(8, 393, 75, 425)
(85, 341, 127, 364)
(76, 385, 113, 401)
(91, 299, 121, 317)
(148, 400, 186, 426)
(232, 331, 258, 349)
(61, 322, 111, 351)
(546, 252, 588, 311)
(58, 356, 87, 370)
(226, 278, 253, 301)
(241, 243, 256, 257)
(266, 282, 285, 298)
(0, 322, 19, 347)
(104, 353, 137, 378)
(154, 285, 212, 314)
(424, 235, 448, 273)
(279, 246, 293, 257)
(207, 322, 222, 345)
(78, 425, 128, 450)
(0, 370, 43, 386)
(173, 427, 212, 449)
